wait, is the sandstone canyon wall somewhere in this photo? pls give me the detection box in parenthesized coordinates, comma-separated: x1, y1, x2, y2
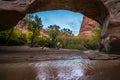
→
(79, 16, 99, 37)
(102, 0, 120, 53)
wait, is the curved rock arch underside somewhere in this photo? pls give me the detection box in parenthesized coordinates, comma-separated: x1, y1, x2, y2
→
(0, 0, 120, 53)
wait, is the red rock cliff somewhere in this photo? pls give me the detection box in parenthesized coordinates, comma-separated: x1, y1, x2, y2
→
(79, 16, 99, 37)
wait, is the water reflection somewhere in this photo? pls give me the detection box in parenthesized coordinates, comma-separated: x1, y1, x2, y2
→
(0, 59, 120, 80)
(33, 60, 85, 80)
(0, 63, 37, 80)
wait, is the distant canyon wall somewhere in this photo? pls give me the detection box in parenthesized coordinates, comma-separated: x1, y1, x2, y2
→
(79, 16, 99, 37)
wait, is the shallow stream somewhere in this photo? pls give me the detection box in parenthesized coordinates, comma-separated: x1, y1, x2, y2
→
(0, 59, 120, 80)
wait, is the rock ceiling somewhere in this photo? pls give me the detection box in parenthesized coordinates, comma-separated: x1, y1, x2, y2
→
(0, 0, 109, 30)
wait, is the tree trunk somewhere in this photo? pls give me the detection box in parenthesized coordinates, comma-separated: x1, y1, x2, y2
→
(6, 27, 14, 45)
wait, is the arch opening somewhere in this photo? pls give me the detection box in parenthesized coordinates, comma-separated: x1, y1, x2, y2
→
(0, 9, 102, 50)
(0, 0, 109, 31)
(0, 0, 110, 52)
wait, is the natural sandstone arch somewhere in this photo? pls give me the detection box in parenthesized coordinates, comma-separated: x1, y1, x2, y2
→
(0, 0, 109, 32)
(0, 0, 120, 53)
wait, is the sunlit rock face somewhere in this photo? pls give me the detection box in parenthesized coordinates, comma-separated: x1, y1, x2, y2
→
(79, 16, 99, 38)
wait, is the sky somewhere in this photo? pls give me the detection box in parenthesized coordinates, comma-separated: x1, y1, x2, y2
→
(33, 10, 84, 36)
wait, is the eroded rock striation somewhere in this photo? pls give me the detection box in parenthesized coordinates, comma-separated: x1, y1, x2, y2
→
(101, 0, 120, 53)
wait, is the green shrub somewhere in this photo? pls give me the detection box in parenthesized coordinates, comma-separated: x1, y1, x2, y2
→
(64, 43, 87, 50)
